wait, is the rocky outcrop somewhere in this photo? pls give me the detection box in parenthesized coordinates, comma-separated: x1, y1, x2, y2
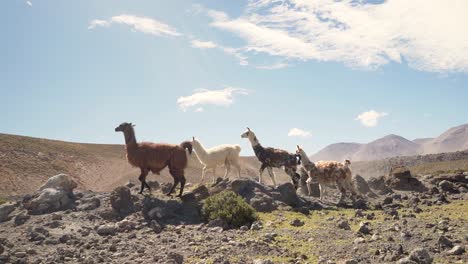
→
(385, 167, 427, 192)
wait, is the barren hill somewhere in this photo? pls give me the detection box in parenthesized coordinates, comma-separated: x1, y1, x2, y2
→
(0, 133, 290, 196)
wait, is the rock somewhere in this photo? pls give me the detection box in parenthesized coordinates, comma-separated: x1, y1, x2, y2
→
(0, 202, 16, 222)
(353, 175, 373, 195)
(240, 225, 249, 231)
(14, 214, 30, 226)
(150, 220, 163, 234)
(368, 176, 393, 195)
(354, 238, 365, 244)
(110, 186, 134, 217)
(160, 183, 173, 194)
(24, 188, 74, 215)
(447, 245, 465, 255)
(39, 174, 77, 193)
(125, 181, 135, 188)
(437, 236, 453, 250)
(397, 257, 418, 264)
(77, 197, 101, 211)
(59, 234, 71, 243)
(166, 252, 183, 264)
(250, 221, 263, 230)
(385, 167, 427, 192)
(337, 220, 351, 230)
(358, 222, 371, 235)
(383, 196, 393, 205)
(352, 198, 368, 209)
(209, 227, 224, 233)
(14, 251, 27, 258)
(276, 183, 302, 207)
(97, 224, 117, 236)
(147, 181, 160, 190)
(438, 180, 457, 193)
(343, 259, 358, 264)
(117, 219, 137, 232)
(408, 248, 433, 264)
(250, 192, 277, 212)
(253, 260, 273, 264)
(289, 218, 304, 227)
(187, 185, 210, 202)
(207, 218, 228, 229)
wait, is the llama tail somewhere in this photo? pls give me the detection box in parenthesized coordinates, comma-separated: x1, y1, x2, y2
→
(180, 141, 193, 155)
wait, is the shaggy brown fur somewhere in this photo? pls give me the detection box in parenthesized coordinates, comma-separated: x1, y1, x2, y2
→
(115, 122, 192, 197)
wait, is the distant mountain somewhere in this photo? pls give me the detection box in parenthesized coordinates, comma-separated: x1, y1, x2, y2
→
(412, 138, 434, 145)
(351, 134, 420, 161)
(310, 124, 468, 162)
(310, 143, 362, 161)
(422, 124, 468, 154)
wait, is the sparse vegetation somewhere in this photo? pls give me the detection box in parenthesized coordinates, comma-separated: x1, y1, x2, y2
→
(202, 191, 258, 228)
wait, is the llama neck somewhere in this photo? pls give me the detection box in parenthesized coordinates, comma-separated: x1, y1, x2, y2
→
(300, 152, 314, 167)
(248, 135, 260, 147)
(192, 141, 209, 162)
(123, 128, 138, 148)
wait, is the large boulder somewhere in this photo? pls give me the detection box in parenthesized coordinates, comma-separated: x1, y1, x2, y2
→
(353, 175, 376, 197)
(368, 176, 393, 195)
(24, 188, 74, 215)
(276, 183, 302, 207)
(249, 192, 277, 212)
(39, 174, 77, 193)
(385, 167, 427, 192)
(110, 186, 135, 217)
(0, 202, 16, 222)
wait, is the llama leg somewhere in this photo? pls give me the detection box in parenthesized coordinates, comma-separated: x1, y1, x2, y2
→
(177, 176, 186, 197)
(201, 166, 207, 183)
(259, 163, 267, 184)
(212, 167, 217, 183)
(306, 177, 313, 196)
(224, 160, 231, 179)
(336, 182, 346, 204)
(234, 162, 241, 179)
(138, 168, 150, 194)
(267, 167, 277, 187)
(319, 183, 324, 201)
(167, 177, 180, 196)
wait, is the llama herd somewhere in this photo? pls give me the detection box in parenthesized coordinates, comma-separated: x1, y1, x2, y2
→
(115, 122, 358, 202)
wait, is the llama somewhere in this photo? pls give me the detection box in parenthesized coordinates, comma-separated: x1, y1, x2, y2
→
(191, 137, 242, 183)
(115, 122, 192, 197)
(241, 127, 301, 187)
(296, 145, 358, 203)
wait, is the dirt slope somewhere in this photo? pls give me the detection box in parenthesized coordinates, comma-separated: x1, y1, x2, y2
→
(0, 134, 290, 196)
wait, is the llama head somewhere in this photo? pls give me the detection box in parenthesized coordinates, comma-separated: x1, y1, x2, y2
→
(296, 145, 307, 158)
(115, 122, 135, 133)
(191, 136, 201, 147)
(344, 159, 351, 166)
(241, 127, 254, 139)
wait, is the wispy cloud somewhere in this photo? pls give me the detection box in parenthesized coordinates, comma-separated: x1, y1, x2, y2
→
(177, 87, 249, 112)
(255, 62, 289, 70)
(204, 0, 468, 73)
(355, 110, 388, 127)
(88, 15, 181, 37)
(288, 128, 312, 138)
(26, 1, 32, 7)
(191, 39, 248, 66)
(191, 40, 217, 49)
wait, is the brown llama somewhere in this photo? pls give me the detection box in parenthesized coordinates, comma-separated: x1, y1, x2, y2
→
(115, 122, 192, 197)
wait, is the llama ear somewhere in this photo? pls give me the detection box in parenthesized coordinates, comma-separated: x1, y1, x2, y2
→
(192, 136, 195, 140)
(247, 127, 251, 131)
(132, 124, 136, 127)
(297, 145, 300, 150)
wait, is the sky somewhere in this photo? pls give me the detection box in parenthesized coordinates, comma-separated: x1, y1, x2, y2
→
(1, 0, 468, 156)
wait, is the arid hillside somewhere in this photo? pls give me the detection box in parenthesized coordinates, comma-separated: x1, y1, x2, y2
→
(0, 134, 290, 196)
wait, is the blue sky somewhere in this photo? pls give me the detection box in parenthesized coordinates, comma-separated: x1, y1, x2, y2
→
(1, 0, 467, 156)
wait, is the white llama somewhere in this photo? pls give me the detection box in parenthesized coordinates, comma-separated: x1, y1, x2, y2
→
(191, 137, 242, 183)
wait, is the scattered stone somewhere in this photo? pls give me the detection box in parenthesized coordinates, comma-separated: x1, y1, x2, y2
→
(447, 245, 465, 255)
(251, 221, 263, 231)
(437, 236, 453, 250)
(409, 248, 433, 264)
(110, 186, 134, 217)
(240, 225, 249, 231)
(358, 222, 371, 235)
(39, 174, 77, 193)
(439, 180, 457, 193)
(0, 202, 16, 222)
(254, 260, 274, 264)
(166, 252, 183, 264)
(289, 218, 304, 227)
(150, 220, 163, 234)
(250, 192, 277, 212)
(337, 220, 351, 230)
(383, 196, 393, 205)
(13, 214, 30, 226)
(24, 188, 74, 215)
(343, 259, 358, 264)
(354, 238, 365, 244)
(97, 224, 117, 236)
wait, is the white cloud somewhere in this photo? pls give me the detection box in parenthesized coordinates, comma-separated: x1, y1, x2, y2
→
(191, 40, 217, 49)
(177, 87, 249, 112)
(205, 0, 468, 73)
(195, 107, 204, 112)
(255, 62, 289, 70)
(26, 1, 32, 6)
(88, 15, 180, 37)
(355, 110, 388, 127)
(288, 128, 312, 138)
